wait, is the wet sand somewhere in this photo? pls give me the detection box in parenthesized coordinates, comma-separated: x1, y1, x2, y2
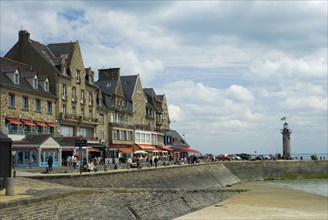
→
(175, 181, 328, 220)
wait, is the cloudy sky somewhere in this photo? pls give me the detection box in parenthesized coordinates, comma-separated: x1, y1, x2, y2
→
(1, 1, 327, 155)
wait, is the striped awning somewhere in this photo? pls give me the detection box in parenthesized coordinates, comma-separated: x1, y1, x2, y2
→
(6, 117, 22, 125)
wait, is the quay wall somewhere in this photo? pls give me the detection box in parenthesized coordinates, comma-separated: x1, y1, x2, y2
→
(222, 160, 328, 181)
(31, 161, 327, 188)
(34, 163, 241, 188)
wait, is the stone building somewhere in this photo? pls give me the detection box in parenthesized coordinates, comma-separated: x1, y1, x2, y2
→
(2, 30, 197, 162)
(0, 57, 57, 141)
(5, 30, 100, 140)
(96, 68, 134, 161)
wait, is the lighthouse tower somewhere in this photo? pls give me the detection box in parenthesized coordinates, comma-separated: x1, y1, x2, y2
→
(281, 122, 292, 158)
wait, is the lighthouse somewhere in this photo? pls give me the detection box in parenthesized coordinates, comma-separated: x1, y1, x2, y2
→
(281, 122, 292, 158)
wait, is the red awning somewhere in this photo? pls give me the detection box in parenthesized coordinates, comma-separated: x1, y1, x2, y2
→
(154, 147, 162, 151)
(162, 146, 172, 151)
(46, 122, 57, 127)
(62, 148, 74, 152)
(21, 119, 36, 126)
(118, 148, 133, 153)
(88, 147, 100, 152)
(180, 147, 199, 153)
(34, 121, 47, 127)
(6, 117, 22, 125)
(136, 144, 155, 150)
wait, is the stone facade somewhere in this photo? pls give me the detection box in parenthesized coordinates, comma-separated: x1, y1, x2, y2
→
(3, 30, 173, 154)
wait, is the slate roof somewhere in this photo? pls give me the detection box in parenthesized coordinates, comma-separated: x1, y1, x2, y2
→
(143, 88, 158, 108)
(47, 42, 75, 58)
(166, 129, 190, 147)
(120, 75, 138, 100)
(0, 57, 56, 98)
(96, 80, 117, 96)
(13, 134, 55, 145)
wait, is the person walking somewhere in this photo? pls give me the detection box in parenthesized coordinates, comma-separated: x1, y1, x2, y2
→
(47, 155, 53, 172)
(154, 157, 158, 167)
(127, 157, 132, 169)
(136, 156, 141, 169)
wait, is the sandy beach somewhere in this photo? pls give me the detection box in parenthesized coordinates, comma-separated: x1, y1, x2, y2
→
(175, 181, 328, 220)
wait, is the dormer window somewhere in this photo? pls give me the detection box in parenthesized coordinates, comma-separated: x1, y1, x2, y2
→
(14, 71, 19, 85)
(33, 76, 38, 89)
(62, 66, 67, 75)
(44, 79, 49, 92)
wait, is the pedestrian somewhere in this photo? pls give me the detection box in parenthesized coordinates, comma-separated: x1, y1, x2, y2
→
(47, 155, 53, 172)
(127, 157, 132, 169)
(73, 156, 77, 169)
(149, 157, 153, 167)
(136, 156, 141, 169)
(154, 157, 158, 167)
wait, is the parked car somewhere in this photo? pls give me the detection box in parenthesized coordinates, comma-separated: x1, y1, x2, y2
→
(229, 154, 242, 160)
(218, 154, 231, 161)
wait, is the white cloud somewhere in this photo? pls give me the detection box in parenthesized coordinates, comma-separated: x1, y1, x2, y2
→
(1, 1, 327, 155)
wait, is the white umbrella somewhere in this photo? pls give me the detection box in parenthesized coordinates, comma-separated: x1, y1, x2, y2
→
(134, 150, 148, 154)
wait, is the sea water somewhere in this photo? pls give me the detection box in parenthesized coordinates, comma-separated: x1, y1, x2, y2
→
(269, 179, 328, 196)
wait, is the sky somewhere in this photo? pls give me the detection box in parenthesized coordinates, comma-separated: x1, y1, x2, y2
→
(0, 1, 327, 155)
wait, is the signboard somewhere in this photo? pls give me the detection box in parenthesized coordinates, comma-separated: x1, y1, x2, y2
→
(79, 146, 82, 152)
(75, 139, 87, 147)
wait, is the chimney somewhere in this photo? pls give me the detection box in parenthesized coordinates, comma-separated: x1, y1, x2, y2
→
(19, 30, 30, 42)
(98, 68, 120, 81)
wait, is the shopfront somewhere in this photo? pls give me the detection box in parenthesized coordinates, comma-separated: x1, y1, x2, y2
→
(12, 134, 61, 167)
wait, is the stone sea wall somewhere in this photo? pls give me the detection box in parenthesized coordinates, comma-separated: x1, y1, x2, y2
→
(33, 162, 241, 188)
(222, 160, 328, 181)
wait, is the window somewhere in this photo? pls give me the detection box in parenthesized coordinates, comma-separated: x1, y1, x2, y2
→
(35, 99, 41, 113)
(81, 108, 84, 119)
(89, 93, 93, 106)
(81, 90, 85, 104)
(22, 96, 29, 111)
(145, 133, 151, 143)
(33, 76, 38, 89)
(127, 131, 132, 141)
(62, 84, 67, 100)
(88, 110, 92, 121)
(113, 129, 118, 140)
(100, 132, 104, 141)
(76, 70, 80, 83)
(135, 132, 140, 142)
(44, 79, 49, 92)
(47, 101, 52, 114)
(62, 105, 67, 117)
(8, 93, 15, 108)
(72, 106, 76, 118)
(99, 114, 104, 124)
(80, 128, 93, 138)
(14, 71, 19, 85)
(72, 87, 76, 102)
(120, 130, 126, 140)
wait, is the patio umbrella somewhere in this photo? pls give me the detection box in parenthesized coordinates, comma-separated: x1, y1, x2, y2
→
(134, 150, 148, 154)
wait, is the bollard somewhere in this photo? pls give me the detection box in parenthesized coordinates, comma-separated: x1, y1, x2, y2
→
(5, 177, 14, 196)
(13, 170, 16, 178)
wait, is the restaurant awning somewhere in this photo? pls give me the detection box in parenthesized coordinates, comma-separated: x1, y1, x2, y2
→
(46, 122, 57, 127)
(34, 121, 47, 127)
(136, 143, 155, 150)
(162, 145, 172, 151)
(118, 148, 133, 153)
(6, 117, 22, 125)
(21, 119, 36, 126)
(180, 147, 199, 153)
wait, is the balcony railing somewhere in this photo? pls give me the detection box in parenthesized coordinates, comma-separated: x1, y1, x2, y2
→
(8, 129, 55, 135)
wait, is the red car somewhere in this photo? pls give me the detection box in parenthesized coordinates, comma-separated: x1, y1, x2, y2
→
(218, 154, 231, 161)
